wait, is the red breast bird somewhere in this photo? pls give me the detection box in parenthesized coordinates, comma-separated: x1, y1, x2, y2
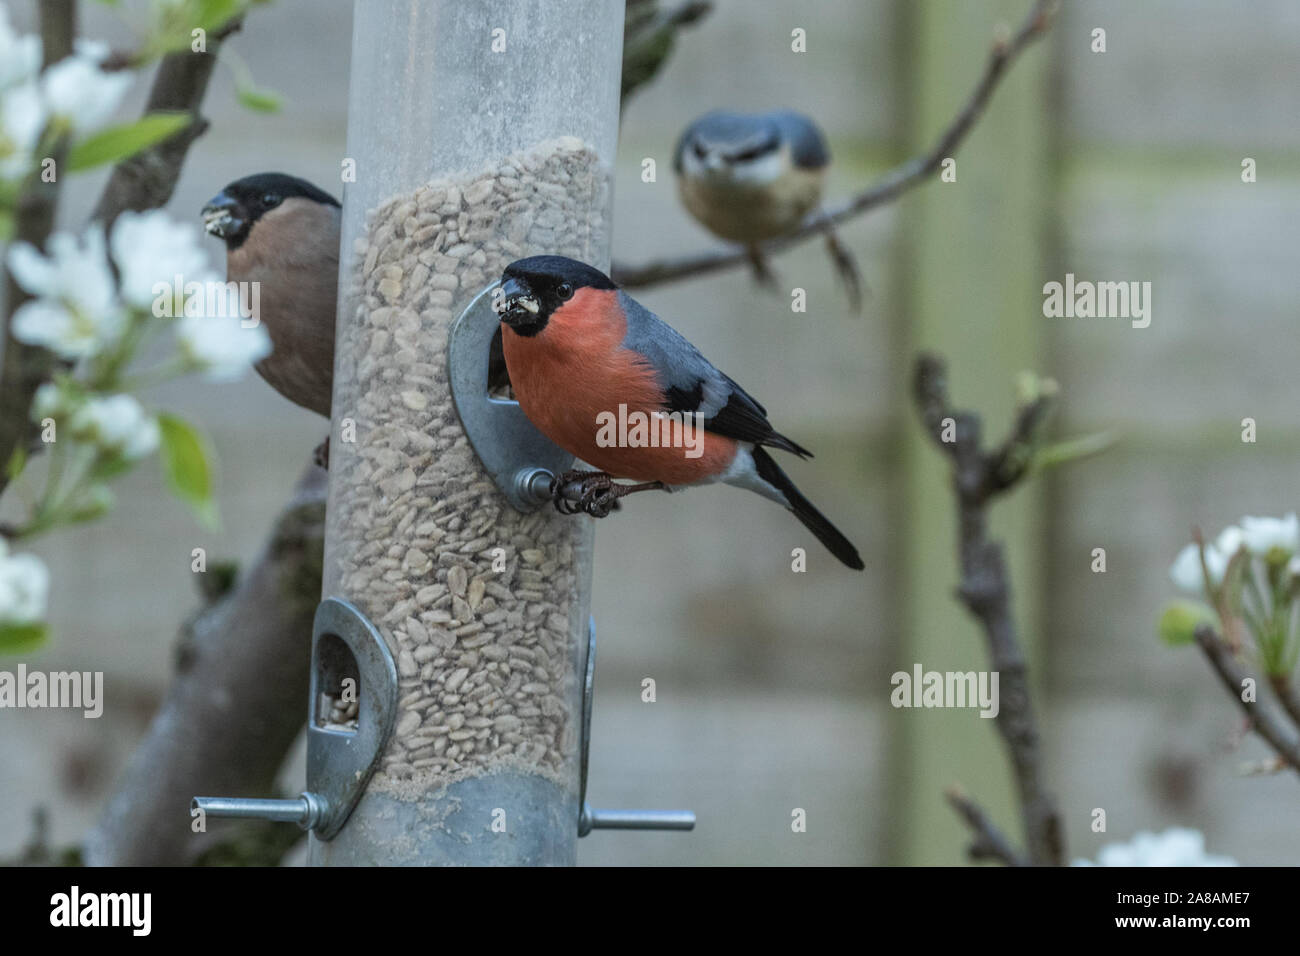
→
(202, 172, 340, 417)
(498, 255, 863, 570)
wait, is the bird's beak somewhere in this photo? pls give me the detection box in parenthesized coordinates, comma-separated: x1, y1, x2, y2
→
(202, 191, 244, 240)
(498, 276, 541, 329)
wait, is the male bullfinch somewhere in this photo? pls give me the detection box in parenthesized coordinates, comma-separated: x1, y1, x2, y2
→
(203, 172, 340, 417)
(674, 109, 861, 310)
(497, 255, 864, 571)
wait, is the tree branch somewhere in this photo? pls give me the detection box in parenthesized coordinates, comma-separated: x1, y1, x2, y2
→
(83, 463, 326, 866)
(1195, 624, 1300, 776)
(1268, 674, 1300, 735)
(945, 786, 1027, 866)
(913, 352, 1065, 866)
(610, 0, 1060, 289)
(38, 0, 77, 66)
(90, 16, 243, 227)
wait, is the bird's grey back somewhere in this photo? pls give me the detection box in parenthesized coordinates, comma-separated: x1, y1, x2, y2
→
(616, 290, 731, 415)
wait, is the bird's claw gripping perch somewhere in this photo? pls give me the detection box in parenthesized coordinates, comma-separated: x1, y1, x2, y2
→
(551, 470, 666, 519)
(551, 470, 610, 516)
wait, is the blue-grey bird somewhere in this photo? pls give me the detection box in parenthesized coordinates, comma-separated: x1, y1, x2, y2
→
(673, 109, 861, 310)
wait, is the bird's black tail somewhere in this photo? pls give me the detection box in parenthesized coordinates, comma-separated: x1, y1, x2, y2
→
(752, 447, 864, 571)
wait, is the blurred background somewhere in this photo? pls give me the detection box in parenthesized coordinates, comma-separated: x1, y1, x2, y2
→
(3, 0, 1299, 865)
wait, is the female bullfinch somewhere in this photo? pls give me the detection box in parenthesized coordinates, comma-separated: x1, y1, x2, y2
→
(497, 255, 863, 570)
(203, 172, 341, 418)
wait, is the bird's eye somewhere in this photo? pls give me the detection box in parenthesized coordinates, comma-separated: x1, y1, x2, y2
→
(556, 282, 574, 301)
(262, 193, 281, 208)
(692, 142, 708, 160)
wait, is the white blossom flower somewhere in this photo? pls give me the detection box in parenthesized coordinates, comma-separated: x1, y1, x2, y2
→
(1215, 524, 1244, 559)
(6, 226, 125, 359)
(72, 38, 111, 65)
(31, 383, 60, 420)
(0, 539, 49, 627)
(69, 394, 160, 460)
(0, 80, 44, 178)
(40, 52, 131, 132)
(1073, 828, 1236, 867)
(0, 7, 41, 89)
(0, 33, 129, 178)
(1169, 544, 1206, 593)
(110, 209, 211, 309)
(177, 312, 272, 381)
(1239, 513, 1299, 557)
(10, 297, 127, 361)
(1169, 525, 1249, 593)
(29, 381, 82, 423)
(1203, 545, 1236, 587)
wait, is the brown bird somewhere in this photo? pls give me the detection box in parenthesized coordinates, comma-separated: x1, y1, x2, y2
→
(202, 172, 341, 417)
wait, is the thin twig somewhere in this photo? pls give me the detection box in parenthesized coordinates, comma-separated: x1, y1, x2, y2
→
(1195, 624, 1300, 775)
(611, 0, 1060, 289)
(945, 786, 1027, 866)
(913, 352, 1065, 866)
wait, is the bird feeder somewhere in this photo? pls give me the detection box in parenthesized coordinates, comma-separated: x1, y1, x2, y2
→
(194, 0, 694, 864)
(317, 0, 621, 865)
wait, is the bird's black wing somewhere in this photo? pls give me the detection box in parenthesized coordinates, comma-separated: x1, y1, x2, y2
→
(618, 292, 812, 458)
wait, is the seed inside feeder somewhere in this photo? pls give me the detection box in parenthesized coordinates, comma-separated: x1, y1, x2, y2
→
(324, 137, 607, 796)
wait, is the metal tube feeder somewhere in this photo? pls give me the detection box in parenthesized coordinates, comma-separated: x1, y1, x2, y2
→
(316, 0, 623, 865)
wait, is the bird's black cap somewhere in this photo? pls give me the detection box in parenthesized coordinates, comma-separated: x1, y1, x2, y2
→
(220, 172, 340, 209)
(203, 172, 339, 248)
(503, 255, 617, 291)
(498, 256, 617, 335)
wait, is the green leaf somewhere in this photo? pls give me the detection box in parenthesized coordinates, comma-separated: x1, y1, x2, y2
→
(0, 622, 47, 654)
(67, 113, 192, 173)
(196, 0, 244, 31)
(1159, 600, 1215, 647)
(6, 445, 26, 482)
(157, 414, 219, 531)
(236, 85, 282, 113)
